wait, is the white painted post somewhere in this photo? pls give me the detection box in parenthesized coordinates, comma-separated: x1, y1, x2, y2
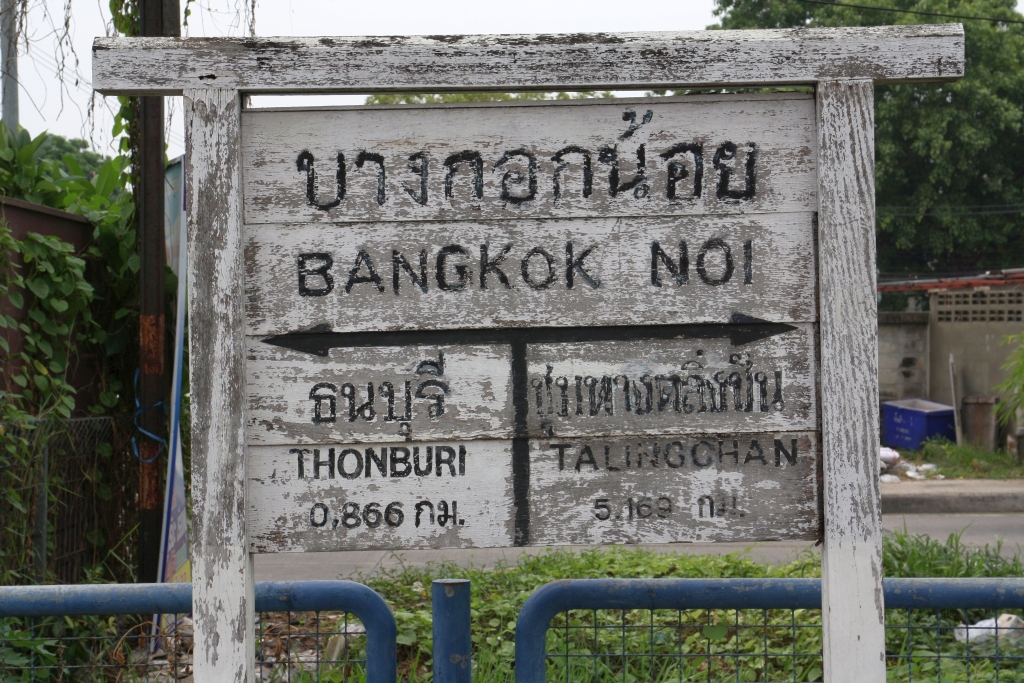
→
(816, 78, 886, 683)
(184, 87, 255, 683)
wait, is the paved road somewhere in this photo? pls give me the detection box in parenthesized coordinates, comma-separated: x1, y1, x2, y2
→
(254, 513, 1024, 581)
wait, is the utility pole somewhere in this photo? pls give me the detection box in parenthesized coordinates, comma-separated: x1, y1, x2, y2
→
(137, 0, 179, 583)
(1, 0, 18, 133)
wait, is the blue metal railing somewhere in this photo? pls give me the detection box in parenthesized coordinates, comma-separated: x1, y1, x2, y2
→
(0, 580, 397, 683)
(515, 578, 1024, 683)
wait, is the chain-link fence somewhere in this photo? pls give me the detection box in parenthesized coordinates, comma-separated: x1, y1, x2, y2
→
(1, 415, 138, 585)
(519, 579, 1024, 683)
(0, 581, 396, 683)
(2, 610, 368, 682)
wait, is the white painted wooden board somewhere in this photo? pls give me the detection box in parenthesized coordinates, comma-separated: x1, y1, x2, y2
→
(91, 25, 964, 96)
(529, 432, 820, 545)
(248, 440, 515, 552)
(245, 325, 816, 445)
(245, 213, 817, 336)
(247, 342, 514, 444)
(525, 324, 817, 438)
(242, 95, 815, 224)
(816, 80, 886, 683)
(248, 432, 819, 552)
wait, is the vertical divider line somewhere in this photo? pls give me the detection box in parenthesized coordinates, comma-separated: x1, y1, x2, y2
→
(511, 336, 530, 546)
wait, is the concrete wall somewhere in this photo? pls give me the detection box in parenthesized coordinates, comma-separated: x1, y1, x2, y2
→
(878, 311, 929, 402)
(928, 289, 1024, 406)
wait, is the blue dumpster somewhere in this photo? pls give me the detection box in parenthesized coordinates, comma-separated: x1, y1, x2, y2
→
(882, 399, 956, 450)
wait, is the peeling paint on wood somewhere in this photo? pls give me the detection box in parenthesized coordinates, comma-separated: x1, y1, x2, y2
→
(185, 88, 254, 683)
(91, 25, 964, 96)
(241, 95, 816, 224)
(247, 431, 819, 553)
(245, 212, 817, 336)
(817, 79, 887, 683)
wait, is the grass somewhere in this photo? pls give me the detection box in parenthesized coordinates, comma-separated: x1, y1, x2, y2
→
(899, 438, 1024, 480)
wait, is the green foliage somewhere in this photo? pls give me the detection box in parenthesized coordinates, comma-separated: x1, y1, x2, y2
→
(351, 536, 1022, 683)
(995, 331, 1024, 425)
(365, 92, 615, 105)
(711, 0, 1024, 273)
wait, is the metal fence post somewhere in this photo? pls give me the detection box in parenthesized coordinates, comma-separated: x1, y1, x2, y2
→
(433, 579, 471, 683)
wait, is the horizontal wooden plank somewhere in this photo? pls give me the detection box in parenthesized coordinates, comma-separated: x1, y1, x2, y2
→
(92, 25, 964, 95)
(241, 95, 816, 224)
(524, 324, 817, 438)
(248, 440, 515, 552)
(245, 324, 816, 445)
(245, 213, 817, 336)
(247, 431, 819, 552)
(528, 432, 820, 545)
(247, 342, 513, 444)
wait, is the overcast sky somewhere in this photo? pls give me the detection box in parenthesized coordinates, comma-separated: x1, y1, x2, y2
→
(16, 0, 719, 159)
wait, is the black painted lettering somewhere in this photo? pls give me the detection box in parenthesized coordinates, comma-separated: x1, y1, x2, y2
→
(459, 445, 466, 476)
(495, 149, 537, 204)
(565, 241, 600, 289)
(309, 383, 337, 424)
(436, 245, 471, 291)
(390, 447, 411, 477)
(480, 243, 513, 290)
(775, 438, 797, 466)
(444, 151, 483, 200)
(296, 151, 345, 211)
(603, 445, 621, 471)
(744, 440, 767, 465)
(650, 241, 689, 287)
(551, 146, 592, 200)
(340, 383, 375, 422)
(415, 501, 434, 527)
(435, 446, 457, 476)
(313, 448, 335, 479)
(691, 441, 715, 468)
(346, 250, 385, 293)
(290, 448, 310, 478)
(664, 441, 685, 468)
(599, 144, 648, 198)
(365, 447, 387, 478)
(696, 238, 734, 286)
(414, 446, 433, 476)
(552, 443, 572, 471)
(713, 142, 757, 201)
(521, 247, 557, 289)
(660, 143, 703, 200)
(718, 440, 739, 465)
(393, 250, 429, 294)
(743, 240, 753, 284)
(297, 253, 334, 296)
(697, 495, 715, 518)
(416, 379, 450, 419)
(355, 151, 386, 206)
(405, 152, 429, 205)
(338, 449, 363, 479)
(574, 446, 599, 471)
(773, 371, 785, 411)
(619, 109, 653, 139)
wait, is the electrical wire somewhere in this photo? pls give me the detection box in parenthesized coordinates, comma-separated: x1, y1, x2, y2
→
(793, 0, 1024, 24)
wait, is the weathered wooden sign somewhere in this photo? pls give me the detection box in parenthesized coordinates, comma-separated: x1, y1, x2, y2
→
(95, 25, 963, 683)
(242, 94, 822, 552)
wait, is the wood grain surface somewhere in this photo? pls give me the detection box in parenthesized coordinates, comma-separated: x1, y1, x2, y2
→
(245, 213, 817, 336)
(184, 88, 254, 682)
(241, 95, 816, 224)
(248, 431, 819, 552)
(816, 79, 886, 683)
(92, 25, 964, 96)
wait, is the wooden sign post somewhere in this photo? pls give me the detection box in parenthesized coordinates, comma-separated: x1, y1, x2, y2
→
(94, 26, 964, 682)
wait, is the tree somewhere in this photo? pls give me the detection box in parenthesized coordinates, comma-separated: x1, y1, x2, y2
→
(712, 0, 1024, 273)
